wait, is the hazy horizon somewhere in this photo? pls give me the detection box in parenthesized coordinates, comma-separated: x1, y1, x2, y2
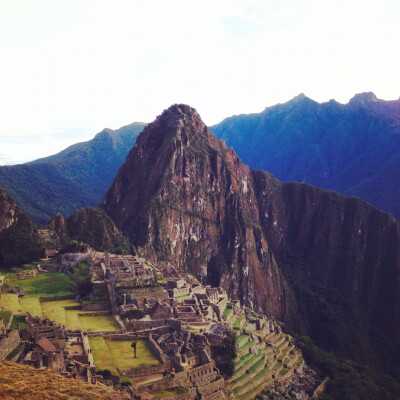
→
(1, 0, 399, 164)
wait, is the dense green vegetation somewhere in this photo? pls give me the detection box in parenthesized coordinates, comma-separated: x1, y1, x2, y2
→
(210, 92, 400, 219)
(272, 228, 400, 380)
(297, 336, 400, 400)
(0, 310, 12, 325)
(0, 213, 43, 269)
(122, 308, 146, 320)
(210, 329, 237, 378)
(64, 208, 131, 254)
(0, 123, 145, 225)
(3, 272, 74, 300)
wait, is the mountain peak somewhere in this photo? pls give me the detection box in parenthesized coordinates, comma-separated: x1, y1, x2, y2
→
(293, 93, 308, 101)
(131, 104, 211, 154)
(152, 104, 204, 132)
(349, 92, 378, 106)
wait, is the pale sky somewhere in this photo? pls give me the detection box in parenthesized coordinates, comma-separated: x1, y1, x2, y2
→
(1, 0, 399, 164)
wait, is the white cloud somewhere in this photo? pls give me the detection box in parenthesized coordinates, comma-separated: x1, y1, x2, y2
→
(0, 0, 399, 164)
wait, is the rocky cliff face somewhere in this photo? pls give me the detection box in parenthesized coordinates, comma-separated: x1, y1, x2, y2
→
(0, 188, 22, 233)
(103, 105, 285, 317)
(253, 171, 400, 372)
(102, 105, 400, 376)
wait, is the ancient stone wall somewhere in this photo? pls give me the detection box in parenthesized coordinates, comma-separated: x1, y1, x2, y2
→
(130, 291, 169, 301)
(129, 319, 167, 331)
(39, 295, 74, 302)
(64, 305, 82, 310)
(81, 302, 110, 311)
(191, 285, 205, 294)
(175, 312, 197, 319)
(167, 319, 182, 331)
(169, 287, 190, 297)
(148, 335, 167, 364)
(127, 363, 164, 377)
(77, 311, 111, 316)
(0, 329, 20, 360)
(197, 377, 225, 397)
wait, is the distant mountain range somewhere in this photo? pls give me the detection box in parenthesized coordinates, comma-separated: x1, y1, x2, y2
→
(1, 92, 400, 226)
(210, 92, 400, 219)
(0, 122, 146, 225)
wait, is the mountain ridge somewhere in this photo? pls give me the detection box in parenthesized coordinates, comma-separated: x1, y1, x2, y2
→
(210, 92, 400, 219)
(0, 122, 146, 225)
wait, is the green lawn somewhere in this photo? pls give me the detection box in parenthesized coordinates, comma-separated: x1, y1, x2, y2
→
(0, 273, 74, 317)
(19, 296, 42, 316)
(39, 299, 119, 331)
(89, 337, 160, 375)
(6, 273, 74, 297)
(1, 293, 20, 313)
(10, 315, 26, 331)
(0, 272, 119, 332)
(40, 299, 80, 326)
(224, 307, 232, 316)
(0, 310, 12, 325)
(78, 315, 120, 332)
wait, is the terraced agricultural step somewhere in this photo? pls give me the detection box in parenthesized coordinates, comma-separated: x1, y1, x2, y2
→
(273, 336, 287, 348)
(231, 352, 264, 382)
(227, 311, 236, 321)
(234, 352, 252, 370)
(236, 334, 249, 347)
(230, 361, 273, 399)
(233, 316, 245, 328)
(285, 354, 299, 368)
(230, 358, 268, 394)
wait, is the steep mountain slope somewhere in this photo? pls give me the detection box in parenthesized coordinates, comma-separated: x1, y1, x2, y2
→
(45, 207, 130, 254)
(0, 189, 42, 267)
(210, 92, 400, 219)
(102, 104, 400, 377)
(0, 122, 146, 225)
(0, 361, 131, 400)
(103, 104, 285, 317)
(0, 188, 129, 268)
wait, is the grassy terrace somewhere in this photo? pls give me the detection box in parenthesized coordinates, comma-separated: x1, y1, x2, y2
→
(0, 310, 12, 325)
(223, 306, 232, 316)
(0, 272, 119, 332)
(5, 272, 74, 298)
(240, 340, 254, 350)
(10, 315, 26, 331)
(228, 326, 300, 399)
(89, 337, 160, 375)
(152, 387, 187, 398)
(234, 352, 252, 367)
(236, 334, 247, 343)
(234, 350, 262, 374)
(233, 316, 244, 327)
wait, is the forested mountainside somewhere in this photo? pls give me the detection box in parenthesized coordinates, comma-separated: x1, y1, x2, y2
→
(0, 188, 129, 267)
(0, 122, 145, 225)
(210, 92, 400, 219)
